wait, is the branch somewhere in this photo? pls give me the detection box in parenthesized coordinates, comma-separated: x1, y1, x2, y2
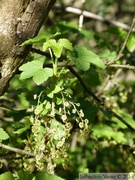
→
(67, 66, 102, 103)
(67, 66, 135, 131)
(0, 143, 35, 157)
(107, 18, 135, 65)
(109, 64, 135, 70)
(54, 5, 134, 31)
(0, 0, 56, 96)
(31, 47, 50, 57)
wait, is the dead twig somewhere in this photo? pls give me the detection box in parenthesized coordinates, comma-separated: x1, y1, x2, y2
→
(107, 18, 135, 65)
(54, 5, 134, 31)
(0, 143, 35, 157)
(109, 64, 135, 70)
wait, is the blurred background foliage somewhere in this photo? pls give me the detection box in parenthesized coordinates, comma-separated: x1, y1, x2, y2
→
(0, 0, 135, 179)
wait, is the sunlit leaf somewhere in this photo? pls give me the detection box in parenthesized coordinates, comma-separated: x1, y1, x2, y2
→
(0, 128, 9, 140)
(92, 124, 113, 140)
(58, 38, 73, 51)
(0, 172, 14, 180)
(68, 46, 106, 71)
(19, 60, 53, 85)
(33, 68, 53, 85)
(113, 131, 127, 143)
(127, 33, 135, 52)
(36, 172, 64, 180)
(43, 38, 73, 58)
(19, 60, 44, 79)
(21, 32, 61, 46)
(47, 85, 62, 98)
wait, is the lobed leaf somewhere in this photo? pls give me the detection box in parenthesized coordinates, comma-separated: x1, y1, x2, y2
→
(43, 39, 62, 58)
(21, 32, 61, 46)
(43, 38, 73, 58)
(19, 60, 44, 79)
(33, 68, 53, 85)
(58, 38, 73, 51)
(19, 60, 53, 85)
(69, 46, 106, 71)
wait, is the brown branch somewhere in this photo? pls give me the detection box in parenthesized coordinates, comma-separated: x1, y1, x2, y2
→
(96, 75, 110, 96)
(109, 64, 135, 70)
(67, 66, 135, 131)
(67, 66, 102, 103)
(54, 5, 134, 31)
(107, 18, 135, 65)
(0, 143, 35, 157)
(31, 47, 50, 57)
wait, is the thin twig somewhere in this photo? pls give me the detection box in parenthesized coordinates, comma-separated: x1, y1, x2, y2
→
(54, 6, 133, 31)
(96, 75, 110, 96)
(78, 0, 85, 30)
(109, 64, 135, 70)
(67, 66, 135, 131)
(0, 143, 35, 157)
(31, 47, 50, 57)
(107, 18, 135, 65)
(67, 66, 102, 103)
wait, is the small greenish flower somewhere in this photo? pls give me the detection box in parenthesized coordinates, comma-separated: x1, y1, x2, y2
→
(79, 122, 84, 128)
(84, 119, 89, 125)
(66, 122, 72, 129)
(64, 101, 70, 107)
(34, 94, 37, 100)
(76, 103, 80, 107)
(34, 108, 40, 115)
(57, 141, 64, 149)
(61, 114, 67, 122)
(79, 109, 84, 117)
(72, 108, 76, 114)
(30, 116, 34, 123)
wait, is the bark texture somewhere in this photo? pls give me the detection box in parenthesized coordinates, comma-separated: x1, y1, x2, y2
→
(0, 0, 56, 95)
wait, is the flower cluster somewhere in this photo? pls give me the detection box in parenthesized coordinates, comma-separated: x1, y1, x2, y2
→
(60, 92, 90, 139)
(23, 90, 90, 173)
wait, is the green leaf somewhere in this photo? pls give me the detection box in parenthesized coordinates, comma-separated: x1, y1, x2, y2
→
(43, 38, 73, 58)
(36, 171, 65, 180)
(21, 32, 61, 46)
(43, 39, 57, 50)
(36, 100, 51, 115)
(33, 68, 53, 85)
(93, 123, 127, 143)
(113, 131, 127, 143)
(110, 28, 135, 52)
(43, 39, 61, 58)
(19, 60, 53, 85)
(47, 85, 62, 98)
(14, 120, 31, 135)
(99, 49, 117, 60)
(126, 33, 135, 52)
(58, 38, 73, 51)
(113, 110, 135, 130)
(92, 124, 113, 140)
(0, 172, 14, 180)
(0, 128, 9, 140)
(68, 46, 106, 71)
(17, 171, 34, 180)
(19, 60, 44, 79)
(80, 29, 94, 39)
